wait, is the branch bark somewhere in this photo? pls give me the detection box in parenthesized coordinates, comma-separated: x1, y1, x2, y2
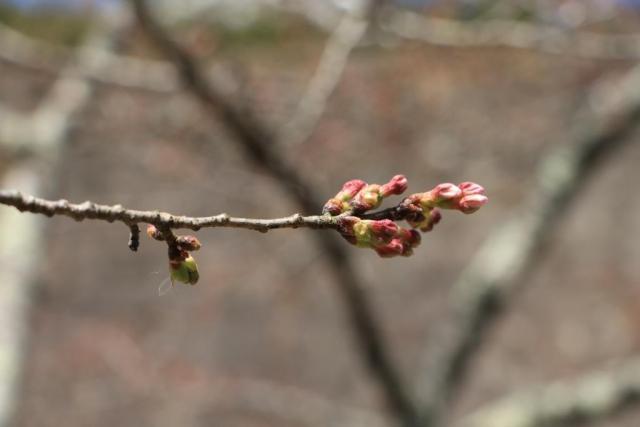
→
(0, 189, 341, 232)
(128, 1, 421, 425)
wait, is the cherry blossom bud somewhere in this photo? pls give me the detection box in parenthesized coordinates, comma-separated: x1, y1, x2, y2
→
(458, 194, 489, 214)
(322, 198, 343, 216)
(459, 181, 485, 196)
(351, 184, 382, 212)
(340, 179, 367, 199)
(380, 175, 408, 197)
(374, 239, 404, 258)
(429, 183, 462, 209)
(176, 235, 202, 251)
(323, 179, 367, 215)
(169, 254, 199, 285)
(370, 219, 399, 242)
(146, 224, 163, 241)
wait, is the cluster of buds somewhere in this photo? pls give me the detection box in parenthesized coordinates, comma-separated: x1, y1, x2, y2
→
(323, 175, 408, 215)
(147, 225, 201, 286)
(325, 176, 488, 258)
(339, 217, 421, 257)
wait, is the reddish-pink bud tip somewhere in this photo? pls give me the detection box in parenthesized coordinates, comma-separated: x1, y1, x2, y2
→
(370, 219, 399, 241)
(374, 239, 404, 258)
(431, 183, 462, 202)
(381, 175, 408, 197)
(458, 194, 489, 214)
(459, 182, 485, 196)
(341, 179, 367, 198)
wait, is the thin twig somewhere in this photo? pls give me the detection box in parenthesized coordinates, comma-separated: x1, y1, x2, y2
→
(129, 2, 421, 425)
(383, 9, 640, 60)
(461, 357, 640, 427)
(418, 63, 640, 424)
(0, 189, 339, 232)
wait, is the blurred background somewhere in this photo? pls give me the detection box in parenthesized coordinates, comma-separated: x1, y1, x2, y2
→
(0, 0, 639, 426)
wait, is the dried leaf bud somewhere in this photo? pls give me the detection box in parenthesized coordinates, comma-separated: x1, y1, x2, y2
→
(176, 235, 202, 251)
(351, 184, 382, 212)
(170, 254, 199, 285)
(458, 182, 485, 196)
(146, 224, 164, 241)
(380, 175, 408, 197)
(458, 194, 489, 214)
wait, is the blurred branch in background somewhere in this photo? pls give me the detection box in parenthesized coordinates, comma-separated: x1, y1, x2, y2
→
(0, 12, 131, 427)
(0, 19, 177, 93)
(418, 57, 640, 426)
(279, 6, 369, 146)
(128, 1, 422, 426)
(462, 357, 640, 427)
(382, 8, 640, 60)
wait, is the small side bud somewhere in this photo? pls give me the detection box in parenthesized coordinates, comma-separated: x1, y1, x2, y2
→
(419, 208, 442, 232)
(169, 254, 199, 285)
(146, 224, 164, 241)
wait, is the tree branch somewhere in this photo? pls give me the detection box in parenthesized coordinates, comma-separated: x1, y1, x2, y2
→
(0, 189, 340, 232)
(461, 358, 640, 427)
(128, 2, 422, 425)
(418, 62, 640, 424)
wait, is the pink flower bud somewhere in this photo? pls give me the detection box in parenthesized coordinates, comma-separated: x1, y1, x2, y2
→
(351, 184, 382, 212)
(397, 228, 421, 247)
(370, 219, 398, 242)
(323, 198, 343, 216)
(323, 179, 368, 215)
(339, 179, 367, 200)
(380, 175, 408, 197)
(458, 194, 489, 214)
(374, 239, 404, 258)
(431, 182, 462, 205)
(459, 181, 485, 196)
